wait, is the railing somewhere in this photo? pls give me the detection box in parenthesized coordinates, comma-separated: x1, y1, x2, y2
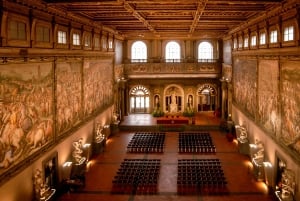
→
(126, 58, 219, 64)
(123, 60, 221, 76)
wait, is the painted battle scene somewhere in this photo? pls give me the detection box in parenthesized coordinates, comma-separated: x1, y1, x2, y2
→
(280, 61, 300, 153)
(56, 62, 82, 135)
(0, 63, 54, 173)
(233, 58, 257, 118)
(83, 60, 114, 117)
(257, 60, 279, 135)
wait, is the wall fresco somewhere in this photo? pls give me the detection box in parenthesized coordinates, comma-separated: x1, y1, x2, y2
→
(233, 58, 257, 117)
(0, 63, 54, 172)
(56, 62, 82, 135)
(257, 60, 279, 135)
(280, 61, 300, 153)
(83, 60, 113, 117)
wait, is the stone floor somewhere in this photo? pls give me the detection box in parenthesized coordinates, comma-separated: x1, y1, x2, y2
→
(56, 113, 276, 201)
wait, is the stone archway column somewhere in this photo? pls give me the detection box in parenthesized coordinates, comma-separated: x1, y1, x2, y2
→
(118, 78, 127, 120)
(227, 83, 233, 119)
(221, 80, 228, 119)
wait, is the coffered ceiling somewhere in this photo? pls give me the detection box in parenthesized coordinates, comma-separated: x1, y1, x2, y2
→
(44, 0, 285, 39)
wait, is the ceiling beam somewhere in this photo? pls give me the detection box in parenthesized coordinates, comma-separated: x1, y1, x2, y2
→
(122, 2, 158, 34)
(189, 0, 208, 34)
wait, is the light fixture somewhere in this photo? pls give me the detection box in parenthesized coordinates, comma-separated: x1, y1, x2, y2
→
(83, 143, 92, 161)
(62, 162, 73, 180)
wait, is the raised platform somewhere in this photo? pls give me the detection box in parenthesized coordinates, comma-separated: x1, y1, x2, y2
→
(118, 113, 222, 132)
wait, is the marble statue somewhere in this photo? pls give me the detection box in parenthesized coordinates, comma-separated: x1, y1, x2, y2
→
(169, 92, 178, 113)
(280, 169, 295, 201)
(72, 138, 86, 165)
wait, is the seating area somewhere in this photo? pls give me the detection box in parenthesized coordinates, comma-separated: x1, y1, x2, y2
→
(111, 159, 161, 194)
(178, 132, 216, 153)
(177, 159, 227, 195)
(126, 132, 165, 153)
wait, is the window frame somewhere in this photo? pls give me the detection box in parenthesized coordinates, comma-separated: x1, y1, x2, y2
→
(83, 31, 92, 50)
(6, 14, 30, 47)
(233, 37, 238, 50)
(283, 25, 294, 42)
(250, 34, 257, 49)
(101, 32, 108, 51)
(197, 41, 213, 62)
(57, 30, 67, 44)
(268, 25, 280, 48)
(282, 20, 297, 47)
(259, 30, 267, 48)
(270, 30, 278, 44)
(33, 19, 53, 48)
(165, 41, 181, 62)
(55, 25, 69, 49)
(244, 36, 249, 48)
(93, 33, 100, 50)
(238, 36, 243, 50)
(70, 28, 81, 49)
(131, 41, 147, 62)
(72, 32, 81, 46)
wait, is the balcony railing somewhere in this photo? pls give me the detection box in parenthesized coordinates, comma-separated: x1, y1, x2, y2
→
(126, 58, 219, 64)
(123, 59, 221, 78)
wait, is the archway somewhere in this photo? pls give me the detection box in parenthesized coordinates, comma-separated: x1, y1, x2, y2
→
(129, 85, 150, 113)
(164, 85, 184, 114)
(197, 84, 216, 112)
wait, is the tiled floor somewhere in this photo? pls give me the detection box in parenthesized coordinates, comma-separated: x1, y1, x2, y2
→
(56, 113, 276, 201)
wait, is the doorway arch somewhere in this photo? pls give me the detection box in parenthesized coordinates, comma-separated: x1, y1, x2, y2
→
(197, 84, 216, 111)
(129, 85, 150, 113)
(164, 85, 184, 113)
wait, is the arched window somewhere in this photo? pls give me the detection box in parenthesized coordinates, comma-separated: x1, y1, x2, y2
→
(131, 41, 147, 62)
(165, 41, 180, 62)
(129, 85, 150, 113)
(198, 42, 213, 62)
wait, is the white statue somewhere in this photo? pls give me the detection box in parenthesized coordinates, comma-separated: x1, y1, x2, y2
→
(33, 169, 49, 200)
(95, 125, 105, 143)
(171, 92, 176, 104)
(169, 91, 178, 113)
(280, 169, 295, 200)
(253, 141, 264, 165)
(72, 138, 85, 164)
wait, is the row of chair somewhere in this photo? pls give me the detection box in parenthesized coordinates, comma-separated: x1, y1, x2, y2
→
(177, 159, 227, 195)
(127, 132, 165, 153)
(112, 159, 161, 194)
(178, 133, 216, 153)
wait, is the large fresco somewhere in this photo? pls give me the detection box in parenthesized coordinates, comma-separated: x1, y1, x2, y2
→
(0, 63, 54, 172)
(233, 58, 257, 118)
(257, 60, 279, 135)
(83, 60, 113, 117)
(280, 61, 300, 153)
(56, 61, 82, 135)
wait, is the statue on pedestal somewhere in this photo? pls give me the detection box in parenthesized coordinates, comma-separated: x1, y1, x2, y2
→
(169, 92, 177, 113)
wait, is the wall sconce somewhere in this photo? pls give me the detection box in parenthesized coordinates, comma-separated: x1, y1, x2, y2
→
(62, 162, 73, 180)
(95, 124, 105, 143)
(72, 138, 86, 165)
(103, 124, 110, 138)
(83, 143, 92, 161)
(263, 162, 273, 187)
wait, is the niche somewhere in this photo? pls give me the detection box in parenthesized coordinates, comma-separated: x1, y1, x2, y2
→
(43, 152, 58, 189)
